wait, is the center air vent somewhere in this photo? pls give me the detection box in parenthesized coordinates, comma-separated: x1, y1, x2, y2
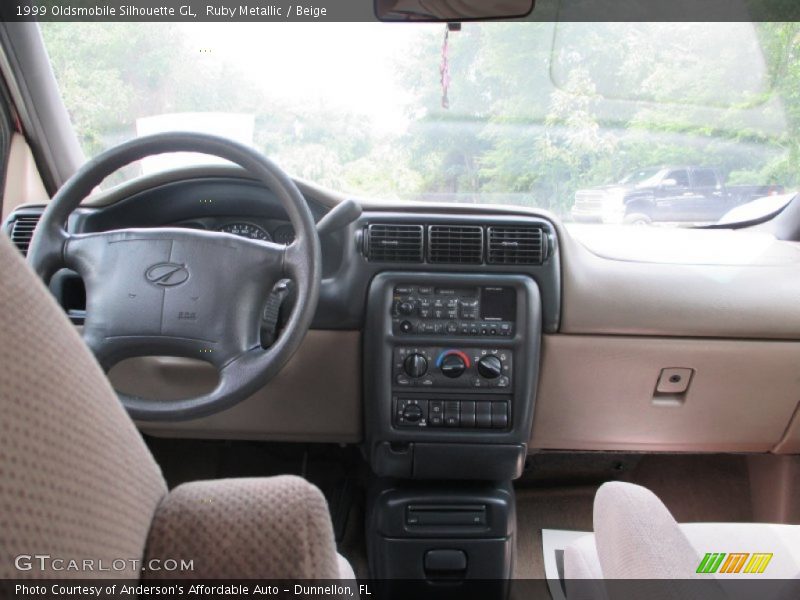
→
(487, 226, 546, 265)
(428, 225, 483, 264)
(366, 224, 424, 262)
(8, 214, 41, 257)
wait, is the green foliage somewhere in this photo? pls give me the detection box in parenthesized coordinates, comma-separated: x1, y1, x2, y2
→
(40, 22, 800, 217)
(389, 22, 800, 214)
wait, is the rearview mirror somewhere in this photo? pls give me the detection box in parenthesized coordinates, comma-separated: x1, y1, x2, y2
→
(375, 0, 534, 21)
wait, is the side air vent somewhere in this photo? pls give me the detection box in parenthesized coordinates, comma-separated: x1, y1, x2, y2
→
(366, 224, 424, 262)
(428, 225, 484, 264)
(8, 214, 41, 256)
(487, 225, 547, 265)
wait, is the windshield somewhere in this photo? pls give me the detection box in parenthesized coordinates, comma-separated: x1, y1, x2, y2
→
(41, 22, 800, 226)
(619, 169, 663, 186)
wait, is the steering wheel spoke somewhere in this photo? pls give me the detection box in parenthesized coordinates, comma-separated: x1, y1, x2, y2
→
(84, 332, 236, 371)
(282, 239, 309, 277)
(28, 133, 321, 421)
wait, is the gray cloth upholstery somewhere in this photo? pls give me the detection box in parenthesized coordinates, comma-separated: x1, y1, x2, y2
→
(0, 233, 167, 579)
(564, 535, 608, 600)
(0, 232, 353, 580)
(564, 481, 800, 600)
(594, 482, 701, 580)
(144, 476, 342, 579)
(564, 535, 603, 580)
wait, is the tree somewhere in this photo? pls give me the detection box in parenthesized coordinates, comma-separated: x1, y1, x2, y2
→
(40, 21, 800, 216)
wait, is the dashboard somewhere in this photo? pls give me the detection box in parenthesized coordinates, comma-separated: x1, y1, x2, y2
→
(5, 166, 800, 460)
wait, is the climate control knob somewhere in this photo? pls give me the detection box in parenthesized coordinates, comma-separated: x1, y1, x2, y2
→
(402, 404, 423, 423)
(440, 354, 467, 378)
(403, 353, 428, 378)
(477, 355, 503, 379)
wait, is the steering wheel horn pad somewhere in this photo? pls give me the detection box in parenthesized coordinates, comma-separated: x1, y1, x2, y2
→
(28, 133, 321, 421)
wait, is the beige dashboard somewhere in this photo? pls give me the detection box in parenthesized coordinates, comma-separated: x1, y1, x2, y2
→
(26, 170, 797, 455)
(127, 196, 800, 456)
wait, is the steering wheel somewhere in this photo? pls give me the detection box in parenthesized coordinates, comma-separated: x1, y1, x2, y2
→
(28, 132, 321, 422)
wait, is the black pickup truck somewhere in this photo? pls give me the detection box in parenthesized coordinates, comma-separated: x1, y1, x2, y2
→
(571, 166, 783, 224)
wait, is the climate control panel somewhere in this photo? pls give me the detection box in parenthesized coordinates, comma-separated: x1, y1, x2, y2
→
(393, 346, 512, 390)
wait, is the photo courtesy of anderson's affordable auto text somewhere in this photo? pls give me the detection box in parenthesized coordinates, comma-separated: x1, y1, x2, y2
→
(1, 1, 800, 599)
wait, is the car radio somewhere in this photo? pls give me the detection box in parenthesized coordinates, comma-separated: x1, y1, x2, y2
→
(390, 285, 516, 337)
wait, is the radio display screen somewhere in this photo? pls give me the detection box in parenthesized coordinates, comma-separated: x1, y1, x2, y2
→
(480, 287, 516, 321)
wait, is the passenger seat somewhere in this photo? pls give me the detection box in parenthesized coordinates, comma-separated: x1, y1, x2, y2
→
(564, 482, 800, 599)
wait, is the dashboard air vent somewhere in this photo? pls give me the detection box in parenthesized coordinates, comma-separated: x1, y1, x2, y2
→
(366, 224, 424, 262)
(8, 214, 41, 256)
(428, 225, 484, 264)
(487, 226, 546, 265)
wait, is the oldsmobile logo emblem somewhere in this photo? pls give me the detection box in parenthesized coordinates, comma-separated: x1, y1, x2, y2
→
(145, 262, 190, 287)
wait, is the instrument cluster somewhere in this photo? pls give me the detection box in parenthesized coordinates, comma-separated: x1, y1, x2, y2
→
(174, 218, 295, 244)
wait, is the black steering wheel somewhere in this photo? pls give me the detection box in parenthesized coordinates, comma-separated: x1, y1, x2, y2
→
(28, 132, 321, 421)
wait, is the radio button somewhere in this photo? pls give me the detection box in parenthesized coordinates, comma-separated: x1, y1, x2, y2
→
(460, 401, 476, 428)
(491, 403, 509, 429)
(476, 402, 492, 428)
(444, 401, 460, 427)
(398, 301, 415, 315)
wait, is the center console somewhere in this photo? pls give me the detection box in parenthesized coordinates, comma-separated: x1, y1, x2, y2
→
(363, 272, 541, 591)
(364, 272, 542, 481)
(366, 480, 515, 597)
